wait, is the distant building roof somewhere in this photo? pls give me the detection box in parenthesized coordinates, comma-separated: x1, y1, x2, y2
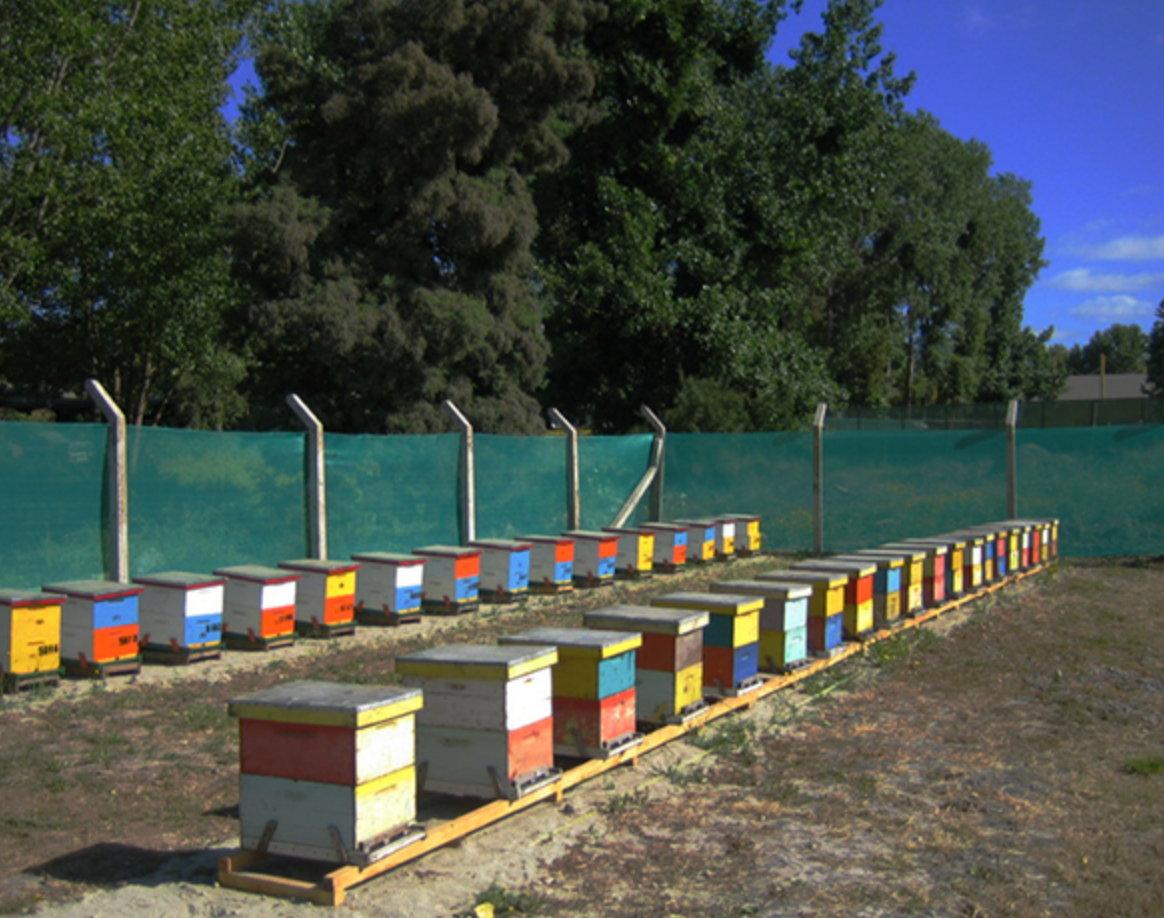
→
(1060, 373, 1149, 401)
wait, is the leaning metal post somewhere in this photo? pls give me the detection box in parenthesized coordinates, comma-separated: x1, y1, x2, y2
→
(286, 394, 327, 559)
(548, 408, 581, 530)
(85, 379, 129, 582)
(443, 400, 476, 544)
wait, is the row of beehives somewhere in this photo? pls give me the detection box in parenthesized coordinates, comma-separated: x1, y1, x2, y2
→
(0, 515, 761, 691)
(226, 517, 1059, 869)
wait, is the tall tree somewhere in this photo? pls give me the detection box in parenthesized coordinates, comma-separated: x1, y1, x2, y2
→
(0, 0, 255, 427)
(1145, 301, 1164, 395)
(230, 0, 600, 433)
(536, 0, 809, 431)
(1066, 323, 1148, 375)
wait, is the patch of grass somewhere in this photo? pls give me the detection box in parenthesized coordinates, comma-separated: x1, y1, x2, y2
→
(1124, 755, 1164, 776)
(664, 763, 709, 786)
(83, 731, 132, 767)
(461, 883, 543, 916)
(177, 701, 230, 732)
(601, 787, 650, 815)
(866, 627, 939, 670)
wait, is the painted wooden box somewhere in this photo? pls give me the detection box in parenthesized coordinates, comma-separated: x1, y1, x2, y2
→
(582, 604, 709, 725)
(673, 519, 717, 563)
(603, 527, 656, 579)
(214, 565, 298, 649)
(718, 514, 761, 555)
(468, 539, 532, 602)
(650, 592, 762, 695)
(860, 546, 925, 614)
(412, 546, 481, 613)
(500, 627, 642, 758)
(762, 625, 808, 672)
(831, 553, 904, 629)
(712, 518, 736, 560)
(882, 542, 947, 608)
(229, 681, 424, 865)
(959, 526, 1002, 582)
(711, 579, 812, 673)
(43, 579, 141, 671)
(396, 644, 559, 800)
(757, 570, 846, 655)
(0, 590, 61, 683)
(640, 522, 688, 573)
(563, 530, 618, 587)
(903, 537, 964, 598)
(133, 571, 224, 655)
(351, 552, 426, 624)
(791, 559, 876, 638)
(516, 535, 575, 594)
(949, 532, 985, 591)
(278, 559, 359, 634)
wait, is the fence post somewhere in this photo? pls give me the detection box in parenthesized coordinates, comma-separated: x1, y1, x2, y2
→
(813, 403, 828, 554)
(548, 408, 580, 530)
(286, 394, 327, 559)
(443, 400, 476, 544)
(85, 379, 129, 582)
(641, 405, 667, 522)
(1006, 399, 1019, 518)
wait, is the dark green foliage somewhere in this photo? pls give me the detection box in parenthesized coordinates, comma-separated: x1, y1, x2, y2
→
(1147, 302, 1164, 395)
(0, 0, 256, 427)
(1066, 323, 1149, 376)
(230, 0, 602, 433)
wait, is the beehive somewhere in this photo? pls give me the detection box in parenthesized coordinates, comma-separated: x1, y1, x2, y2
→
(351, 552, 426, 624)
(831, 552, 905, 629)
(958, 526, 1002, 582)
(882, 542, 948, 608)
(0, 590, 62, 690)
(710, 579, 811, 673)
(215, 565, 299, 649)
(468, 539, 532, 602)
(133, 571, 224, 660)
(517, 535, 575, 594)
(582, 604, 709, 726)
(718, 514, 762, 555)
(396, 644, 559, 800)
(649, 592, 762, 696)
(562, 530, 618, 587)
(640, 523, 688, 573)
(948, 532, 985, 591)
(673, 519, 717, 563)
(42, 579, 142, 674)
(278, 559, 359, 636)
(791, 558, 877, 638)
(229, 681, 424, 865)
(499, 627, 642, 758)
(900, 537, 964, 598)
(602, 527, 656, 579)
(757, 570, 846, 656)
(711, 518, 736, 560)
(412, 546, 481, 614)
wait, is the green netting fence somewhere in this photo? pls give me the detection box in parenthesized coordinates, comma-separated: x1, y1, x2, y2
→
(1, 413, 1161, 589)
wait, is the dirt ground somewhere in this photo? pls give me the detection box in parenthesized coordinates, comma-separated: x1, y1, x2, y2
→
(3, 555, 1164, 918)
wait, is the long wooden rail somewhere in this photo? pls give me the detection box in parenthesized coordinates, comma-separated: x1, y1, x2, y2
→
(218, 563, 1049, 906)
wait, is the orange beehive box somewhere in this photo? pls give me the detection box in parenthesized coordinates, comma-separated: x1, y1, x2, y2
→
(278, 558, 359, 633)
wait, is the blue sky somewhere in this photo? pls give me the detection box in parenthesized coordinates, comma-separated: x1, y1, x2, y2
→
(770, 0, 1164, 347)
(228, 0, 1164, 347)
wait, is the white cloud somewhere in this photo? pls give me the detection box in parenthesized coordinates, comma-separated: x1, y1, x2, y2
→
(1047, 268, 1164, 293)
(962, 4, 996, 33)
(1074, 235, 1164, 261)
(1068, 295, 1155, 319)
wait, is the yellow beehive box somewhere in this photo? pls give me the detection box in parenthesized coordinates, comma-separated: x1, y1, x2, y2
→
(0, 590, 62, 684)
